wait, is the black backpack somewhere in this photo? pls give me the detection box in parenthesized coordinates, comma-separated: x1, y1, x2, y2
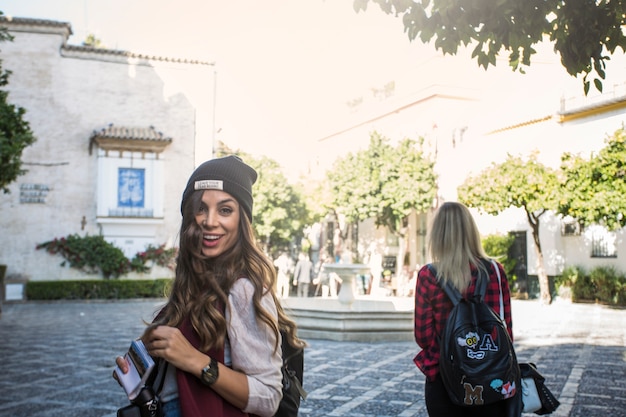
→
(430, 260, 520, 407)
(274, 330, 307, 417)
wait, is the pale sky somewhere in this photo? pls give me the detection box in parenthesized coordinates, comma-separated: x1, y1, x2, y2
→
(0, 0, 436, 175)
(3, 0, 622, 179)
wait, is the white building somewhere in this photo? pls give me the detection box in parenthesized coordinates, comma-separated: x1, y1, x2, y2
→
(309, 45, 626, 295)
(0, 17, 216, 281)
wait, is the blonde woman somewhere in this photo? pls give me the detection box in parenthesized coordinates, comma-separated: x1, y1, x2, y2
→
(413, 202, 515, 416)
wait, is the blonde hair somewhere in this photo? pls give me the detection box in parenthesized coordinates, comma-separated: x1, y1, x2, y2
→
(428, 202, 488, 291)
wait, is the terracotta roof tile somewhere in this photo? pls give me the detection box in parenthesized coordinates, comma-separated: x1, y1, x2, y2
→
(0, 16, 72, 33)
(0, 16, 213, 66)
(91, 124, 172, 142)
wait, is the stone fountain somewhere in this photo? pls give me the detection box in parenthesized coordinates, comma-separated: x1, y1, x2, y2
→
(282, 263, 414, 342)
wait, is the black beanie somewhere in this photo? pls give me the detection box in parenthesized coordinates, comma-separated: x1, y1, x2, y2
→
(181, 155, 258, 220)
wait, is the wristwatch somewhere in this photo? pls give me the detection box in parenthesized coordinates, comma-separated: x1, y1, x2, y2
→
(200, 357, 219, 386)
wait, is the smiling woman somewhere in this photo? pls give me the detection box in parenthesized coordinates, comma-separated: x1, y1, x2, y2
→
(113, 154, 305, 417)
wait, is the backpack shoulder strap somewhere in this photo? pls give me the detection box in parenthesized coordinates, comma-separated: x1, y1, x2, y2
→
(473, 260, 489, 301)
(475, 259, 506, 323)
(428, 263, 463, 305)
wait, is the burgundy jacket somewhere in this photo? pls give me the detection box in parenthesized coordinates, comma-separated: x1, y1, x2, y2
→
(175, 317, 258, 417)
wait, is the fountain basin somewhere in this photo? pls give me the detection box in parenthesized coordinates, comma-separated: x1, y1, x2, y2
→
(322, 263, 371, 306)
(282, 296, 414, 342)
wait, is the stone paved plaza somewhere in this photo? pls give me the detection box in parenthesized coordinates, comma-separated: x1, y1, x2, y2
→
(0, 298, 624, 417)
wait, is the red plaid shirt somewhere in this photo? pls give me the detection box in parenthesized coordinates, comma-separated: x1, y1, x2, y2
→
(413, 260, 514, 381)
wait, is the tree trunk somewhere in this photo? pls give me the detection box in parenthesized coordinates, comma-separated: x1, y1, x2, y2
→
(526, 209, 552, 304)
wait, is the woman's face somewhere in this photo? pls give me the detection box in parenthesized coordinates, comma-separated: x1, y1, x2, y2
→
(194, 189, 240, 259)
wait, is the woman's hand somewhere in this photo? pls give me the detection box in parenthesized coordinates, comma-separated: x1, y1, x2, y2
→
(112, 355, 129, 385)
(143, 325, 250, 410)
(142, 325, 206, 374)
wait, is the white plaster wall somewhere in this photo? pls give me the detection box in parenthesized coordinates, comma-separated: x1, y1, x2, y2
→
(0, 24, 215, 281)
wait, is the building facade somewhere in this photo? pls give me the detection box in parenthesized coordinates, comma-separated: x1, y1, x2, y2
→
(0, 17, 216, 281)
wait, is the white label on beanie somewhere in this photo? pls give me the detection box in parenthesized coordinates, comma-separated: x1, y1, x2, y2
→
(195, 180, 224, 191)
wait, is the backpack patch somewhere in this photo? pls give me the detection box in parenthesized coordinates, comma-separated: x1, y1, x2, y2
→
(430, 262, 520, 407)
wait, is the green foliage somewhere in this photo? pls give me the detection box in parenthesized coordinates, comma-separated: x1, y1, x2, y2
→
(25, 279, 171, 300)
(458, 151, 559, 216)
(326, 132, 437, 235)
(353, 0, 626, 93)
(0, 17, 37, 193)
(458, 152, 559, 303)
(556, 265, 585, 289)
(215, 144, 311, 255)
(37, 234, 130, 278)
(590, 266, 625, 305)
(130, 244, 177, 273)
(250, 156, 310, 252)
(482, 233, 517, 284)
(559, 127, 626, 231)
(82, 33, 105, 48)
(37, 234, 177, 278)
(558, 265, 626, 306)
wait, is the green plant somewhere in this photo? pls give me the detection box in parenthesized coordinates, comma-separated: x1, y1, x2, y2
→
(25, 279, 171, 300)
(589, 266, 625, 305)
(482, 234, 517, 286)
(36, 234, 129, 278)
(37, 235, 178, 278)
(556, 265, 585, 289)
(0, 18, 38, 194)
(130, 244, 177, 272)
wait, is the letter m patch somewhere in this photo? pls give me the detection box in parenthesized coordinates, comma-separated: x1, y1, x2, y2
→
(463, 382, 485, 405)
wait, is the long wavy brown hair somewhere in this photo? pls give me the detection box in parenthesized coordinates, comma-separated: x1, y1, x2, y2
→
(156, 190, 304, 353)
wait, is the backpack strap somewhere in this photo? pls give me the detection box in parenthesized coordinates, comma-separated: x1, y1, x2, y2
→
(491, 259, 506, 323)
(478, 259, 506, 324)
(430, 261, 492, 304)
(474, 261, 489, 301)
(428, 263, 463, 305)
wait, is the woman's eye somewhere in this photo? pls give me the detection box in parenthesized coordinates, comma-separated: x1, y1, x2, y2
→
(220, 206, 233, 215)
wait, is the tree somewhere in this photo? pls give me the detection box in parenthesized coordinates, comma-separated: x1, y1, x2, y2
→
(353, 0, 626, 94)
(0, 14, 37, 193)
(215, 144, 310, 257)
(326, 132, 437, 270)
(82, 33, 105, 49)
(559, 126, 626, 231)
(457, 152, 560, 304)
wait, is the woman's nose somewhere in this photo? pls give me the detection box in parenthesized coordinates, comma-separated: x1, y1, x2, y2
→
(202, 210, 217, 227)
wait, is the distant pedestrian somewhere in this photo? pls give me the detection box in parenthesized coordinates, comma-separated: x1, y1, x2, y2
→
(293, 252, 313, 297)
(274, 251, 293, 298)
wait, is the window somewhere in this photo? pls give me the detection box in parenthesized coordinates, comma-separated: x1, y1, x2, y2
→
(590, 227, 617, 258)
(561, 217, 581, 236)
(91, 124, 171, 256)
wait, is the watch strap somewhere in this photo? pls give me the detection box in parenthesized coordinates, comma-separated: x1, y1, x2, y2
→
(201, 357, 219, 386)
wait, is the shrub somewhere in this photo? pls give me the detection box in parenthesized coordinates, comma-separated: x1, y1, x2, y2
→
(557, 265, 585, 289)
(36, 234, 129, 278)
(558, 264, 626, 306)
(590, 266, 625, 305)
(25, 279, 171, 300)
(130, 244, 177, 272)
(482, 234, 517, 285)
(37, 235, 177, 278)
